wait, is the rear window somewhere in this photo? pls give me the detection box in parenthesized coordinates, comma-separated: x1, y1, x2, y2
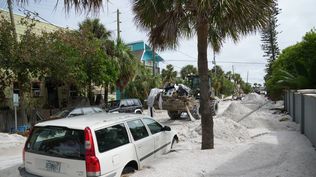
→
(25, 126, 85, 160)
(127, 99, 134, 106)
(133, 99, 141, 106)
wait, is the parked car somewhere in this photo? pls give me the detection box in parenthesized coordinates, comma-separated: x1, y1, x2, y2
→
(106, 99, 143, 114)
(20, 113, 178, 177)
(50, 106, 104, 119)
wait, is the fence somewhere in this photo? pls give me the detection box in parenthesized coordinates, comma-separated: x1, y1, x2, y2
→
(284, 89, 316, 147)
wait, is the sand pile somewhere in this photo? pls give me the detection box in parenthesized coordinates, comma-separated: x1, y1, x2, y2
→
(219, 102, 254, 122)
(193, 118, 250, 143)
(218, 101, 267, 129)
(0, 133, 26, 149)
(242, 93, 266, 104)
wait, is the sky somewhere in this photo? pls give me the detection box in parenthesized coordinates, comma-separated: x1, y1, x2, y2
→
(1, 0, 315, 85)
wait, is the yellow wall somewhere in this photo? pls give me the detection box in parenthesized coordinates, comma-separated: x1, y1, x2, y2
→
(0, 9, 62, 38)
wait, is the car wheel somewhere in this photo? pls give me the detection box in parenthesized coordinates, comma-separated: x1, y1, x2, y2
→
(121, 167, 134, 177)
(121, 161, 138, 177)
(170, 136, 178, 151)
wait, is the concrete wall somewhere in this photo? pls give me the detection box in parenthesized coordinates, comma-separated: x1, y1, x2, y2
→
(294, 93, 302, 124)
(284, 91, 288, 112)
(287, 90, 291, 112)
(284, 90, 316, 147)
(304, 94, 316, 146)
(289, 90, 295, 120)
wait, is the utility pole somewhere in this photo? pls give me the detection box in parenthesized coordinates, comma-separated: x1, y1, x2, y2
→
(213, 49, 216, 76)
(116, 9, 121, 41)
(7, 0, 17, 41)
(232, 65, 236, 96)
(247, 71, 249, 84)
(232, 65, 235, 77)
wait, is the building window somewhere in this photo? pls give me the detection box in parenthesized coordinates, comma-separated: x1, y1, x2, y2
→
(31, 82, 41, 97)
(13, 82, 19, 94)
(69, 84, 78, 98)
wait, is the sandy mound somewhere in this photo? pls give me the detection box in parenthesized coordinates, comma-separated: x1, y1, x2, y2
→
(219, 102, 253, 122)
(0, 133, 26, 149)
(242, 93, 266, 104)
(214, 118, 250, 142)
(218, 101, 267, 129)
(193, 118, 250, 143)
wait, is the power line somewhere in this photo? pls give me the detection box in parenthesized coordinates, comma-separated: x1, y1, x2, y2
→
(174, 49, 266, 65)
(160, 60, 182, 70)
(164, 59, 266, 65)
(14, 4, 75, 30)
(175, 49, 196, 59)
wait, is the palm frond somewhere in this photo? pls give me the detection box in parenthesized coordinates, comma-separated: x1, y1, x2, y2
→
(15, 0, 105, 14)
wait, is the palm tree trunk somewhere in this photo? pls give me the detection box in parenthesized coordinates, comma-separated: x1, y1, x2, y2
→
(197, 19, 214, 149)
(103, 84, 108, 108)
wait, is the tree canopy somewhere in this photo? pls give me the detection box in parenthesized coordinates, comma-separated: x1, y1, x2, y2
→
(266, 29, 316, 99)
(133, 0, 275, 149)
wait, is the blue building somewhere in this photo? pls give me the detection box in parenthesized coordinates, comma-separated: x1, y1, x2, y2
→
(127, 41, 164, 74)
(115, 41, 164, 100)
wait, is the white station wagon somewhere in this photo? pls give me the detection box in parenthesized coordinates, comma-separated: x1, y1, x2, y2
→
(19, 113, 178, 177)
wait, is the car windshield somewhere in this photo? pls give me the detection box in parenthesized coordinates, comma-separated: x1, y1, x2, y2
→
(25, 126, 85, 160)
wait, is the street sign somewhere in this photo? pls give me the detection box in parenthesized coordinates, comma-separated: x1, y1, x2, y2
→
(13, 93, 19, 107)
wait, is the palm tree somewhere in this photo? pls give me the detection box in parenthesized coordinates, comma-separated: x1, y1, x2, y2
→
(79, 18, 111, 40)
(16, 1, 104, 13)
(133, 0, 274, 149)
(161, 64, 177, 84)
(180, 65, 197, 80)
(79, 18, 116, 104)
(78, 18, 114, 104)
(115, 40, 138, 99)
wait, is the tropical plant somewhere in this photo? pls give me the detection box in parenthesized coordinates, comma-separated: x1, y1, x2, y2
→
(266, 29, 316, 99)
(261, 1, 280, 83)
(79, 18, 111, 40)
(125, 64, 161, 102)
(133, 0, 274, 149)
(180, 65, 197, 80)
(0, 15, 15, 100)
(78, 18, 118, 104)
(161, 64, 177, 85)
(115, 40, 138, 99)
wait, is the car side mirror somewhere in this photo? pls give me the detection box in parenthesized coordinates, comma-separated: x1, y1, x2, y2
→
(161, 126, 171, 131)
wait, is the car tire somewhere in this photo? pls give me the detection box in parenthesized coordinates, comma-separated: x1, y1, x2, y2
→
(135, 110, 142, 114)
(121, 166, 136, 177)
(168, 111, 181, 120)
(170, 136, 178, 151)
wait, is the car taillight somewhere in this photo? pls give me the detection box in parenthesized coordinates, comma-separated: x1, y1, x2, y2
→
(23, 147, 25, 163)
(23, 127, 33, 164)
(84, 127, 101, 177)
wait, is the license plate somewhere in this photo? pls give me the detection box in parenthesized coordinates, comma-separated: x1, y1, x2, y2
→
(45, 160, 61, 173)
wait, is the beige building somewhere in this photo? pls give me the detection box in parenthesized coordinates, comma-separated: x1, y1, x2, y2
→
(0, 9, 78, 109)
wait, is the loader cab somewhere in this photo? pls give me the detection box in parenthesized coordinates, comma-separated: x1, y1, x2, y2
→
(187, 75, 213, 98)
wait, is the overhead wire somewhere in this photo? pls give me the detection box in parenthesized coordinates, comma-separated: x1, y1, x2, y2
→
(173, 49, 266, 65)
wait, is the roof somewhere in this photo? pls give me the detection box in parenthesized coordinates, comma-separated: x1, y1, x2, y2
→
(127, 41, 164, 62)
(35, 112, 146, 130)
(0, 9, 62, 38)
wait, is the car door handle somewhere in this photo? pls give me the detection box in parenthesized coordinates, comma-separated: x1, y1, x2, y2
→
(137, 145, 143, 149)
